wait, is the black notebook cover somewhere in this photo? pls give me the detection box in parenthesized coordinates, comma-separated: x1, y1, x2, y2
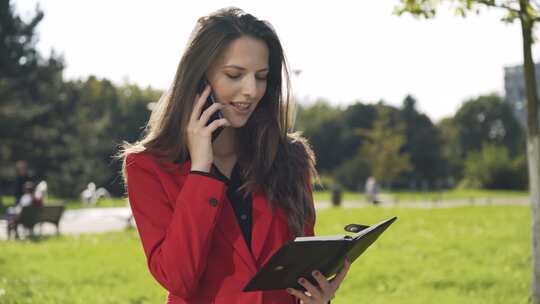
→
(243, 217, 397, 292)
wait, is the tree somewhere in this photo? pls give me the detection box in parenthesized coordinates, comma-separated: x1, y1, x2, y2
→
(358, 106, 412, 185)
(296, 100, 380, 175)
(437, 94, 525, 183)
(296, 100, 346, 172)
(339, 102, 379, 166)
(454, 94, 524, 156)
(395, 1, 540, 301)
(0, 0, 65, 189)
(0, 1, 156, 198)
(463, 144, 527, 189)
(399, 95, 446, 187)
(438, 116, 466, 184)
(46, 77, 156, 197)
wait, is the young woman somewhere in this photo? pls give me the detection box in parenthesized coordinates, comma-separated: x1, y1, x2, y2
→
(120, 7, 350, 304)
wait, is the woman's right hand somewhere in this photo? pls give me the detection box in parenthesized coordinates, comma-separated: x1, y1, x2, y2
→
(186, 85, 231, 173)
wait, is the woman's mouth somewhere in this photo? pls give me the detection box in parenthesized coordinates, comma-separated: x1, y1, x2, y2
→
(230, 102, 251, 114)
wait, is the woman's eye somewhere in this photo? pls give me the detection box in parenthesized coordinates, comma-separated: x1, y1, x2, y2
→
(226, 74, 241, 79)
(256, 75, 268, 81)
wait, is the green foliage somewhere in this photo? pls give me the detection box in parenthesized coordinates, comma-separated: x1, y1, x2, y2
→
(337, 102, 378, 167)
(394, 0, 438, 18)
(297, 97, 446, 190)
(395, 0, 523, 24)
(437, 94, 525, 184)
(296, 100, 379, 174)
(0, 1, 64, 187)
(0, 2, 161, 198)
(462, 144, 527, 189)
(312, 174, 336, 192)
(455, 94, 524, 157)
(399, 95, 446, 185)
(295, 99, 342, 133)
(0, 206, 530, 303)
(438, 117, 463, 181)
(296, 100, 347, 172)
(358, 106, 412, 184)
(333, 155, 370, 191)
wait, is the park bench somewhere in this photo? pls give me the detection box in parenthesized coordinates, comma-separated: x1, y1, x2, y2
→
(7, 205, 65, 239)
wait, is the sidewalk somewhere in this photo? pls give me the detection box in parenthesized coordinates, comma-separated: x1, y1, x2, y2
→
(0, 207, 133, 241)
(0, 197, 529, 240)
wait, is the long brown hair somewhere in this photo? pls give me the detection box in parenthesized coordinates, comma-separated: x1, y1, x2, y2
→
(118, 7, 318, 237)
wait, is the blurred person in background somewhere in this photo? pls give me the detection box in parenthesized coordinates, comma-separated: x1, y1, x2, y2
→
(13, 160, 32, 205)
(8, 181, 41, 214)
(365, 176, 380, 205)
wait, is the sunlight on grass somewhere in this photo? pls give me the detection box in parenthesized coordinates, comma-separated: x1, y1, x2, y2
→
(313, 189, 528, 203)
(0, 205, 530, 303)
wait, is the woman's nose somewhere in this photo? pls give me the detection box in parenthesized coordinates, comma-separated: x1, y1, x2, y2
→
(241, 75, 257, 99)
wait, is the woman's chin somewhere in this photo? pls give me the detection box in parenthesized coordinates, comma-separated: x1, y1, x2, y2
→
(226, 116, 251, 128)
(229, 122, 247, 128)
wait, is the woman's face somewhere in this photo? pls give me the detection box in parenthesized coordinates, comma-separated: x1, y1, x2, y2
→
(206, 36, 269, 128)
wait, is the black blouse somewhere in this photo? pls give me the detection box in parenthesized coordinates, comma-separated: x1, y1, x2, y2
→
(190, 163, 253, 249)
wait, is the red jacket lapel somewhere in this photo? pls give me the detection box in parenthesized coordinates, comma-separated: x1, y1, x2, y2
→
(172, 160, 277, 274)
(215, 197, 258, 275)
(251, 190, 275, 265)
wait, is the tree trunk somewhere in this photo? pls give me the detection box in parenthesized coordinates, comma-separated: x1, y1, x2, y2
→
(519, 1, 540, 302)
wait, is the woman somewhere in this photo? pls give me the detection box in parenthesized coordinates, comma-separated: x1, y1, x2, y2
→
(120, 7, 350, 304)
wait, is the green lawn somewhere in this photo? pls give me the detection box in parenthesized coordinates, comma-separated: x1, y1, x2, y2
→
(313, 189, 529, 203)
(0, 205, 531, 303)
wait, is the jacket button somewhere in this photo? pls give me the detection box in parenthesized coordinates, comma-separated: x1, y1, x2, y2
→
(208, 198, 219, 207)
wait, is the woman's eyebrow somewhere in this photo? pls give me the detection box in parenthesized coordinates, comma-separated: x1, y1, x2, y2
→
(223, 65, 269, 72)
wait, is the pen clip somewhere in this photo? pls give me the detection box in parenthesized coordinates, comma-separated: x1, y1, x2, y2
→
(344, 224, 370, 233)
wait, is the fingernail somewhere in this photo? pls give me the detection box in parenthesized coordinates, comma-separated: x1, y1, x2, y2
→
(286, 288, 293, 294)
(312, 270, 320, 277)
(298, 278, 305, 284)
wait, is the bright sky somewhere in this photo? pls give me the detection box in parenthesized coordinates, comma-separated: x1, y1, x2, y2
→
(16, 0, 540, 121)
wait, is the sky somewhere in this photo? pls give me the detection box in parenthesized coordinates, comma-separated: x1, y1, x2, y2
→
(15, 0, 540, 121)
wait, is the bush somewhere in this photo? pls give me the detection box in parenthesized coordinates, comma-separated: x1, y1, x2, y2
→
(333, 155, 370, 191)
(312, 174, 335, 191)
(461, 144, 527, 190)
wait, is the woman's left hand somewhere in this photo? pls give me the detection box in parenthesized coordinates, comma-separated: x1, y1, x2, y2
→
(286, 258, 351, 304)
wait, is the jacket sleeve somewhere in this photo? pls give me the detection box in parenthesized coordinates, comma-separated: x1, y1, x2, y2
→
(126, 154, 227, 298)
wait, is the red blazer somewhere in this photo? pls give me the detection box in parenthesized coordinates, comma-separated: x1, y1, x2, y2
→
(126, 153, 315, 304)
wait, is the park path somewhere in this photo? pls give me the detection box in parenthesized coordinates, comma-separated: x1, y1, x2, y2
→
(0, 197, 529, 241)
(0, 207, 132, 241)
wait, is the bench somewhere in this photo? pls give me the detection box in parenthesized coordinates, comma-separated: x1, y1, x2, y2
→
(7, 205, 65, 239)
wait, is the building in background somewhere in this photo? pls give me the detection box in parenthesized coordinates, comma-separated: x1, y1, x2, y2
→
(504, 63, 540, 126)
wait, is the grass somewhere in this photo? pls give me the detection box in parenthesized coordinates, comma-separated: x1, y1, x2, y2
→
(0, 205, 531, 303)
(313, 189, 529, 203)
(316, 206, 530, 304)
(0, 232, 164, 304)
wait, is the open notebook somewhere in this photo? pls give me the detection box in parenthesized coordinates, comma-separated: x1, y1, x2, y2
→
(243, 217, 397, 292)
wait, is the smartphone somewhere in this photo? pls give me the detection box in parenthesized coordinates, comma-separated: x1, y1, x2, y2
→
(198, 79, 224, 142)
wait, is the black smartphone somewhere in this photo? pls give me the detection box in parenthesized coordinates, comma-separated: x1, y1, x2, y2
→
(198, 79, 224, 142)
